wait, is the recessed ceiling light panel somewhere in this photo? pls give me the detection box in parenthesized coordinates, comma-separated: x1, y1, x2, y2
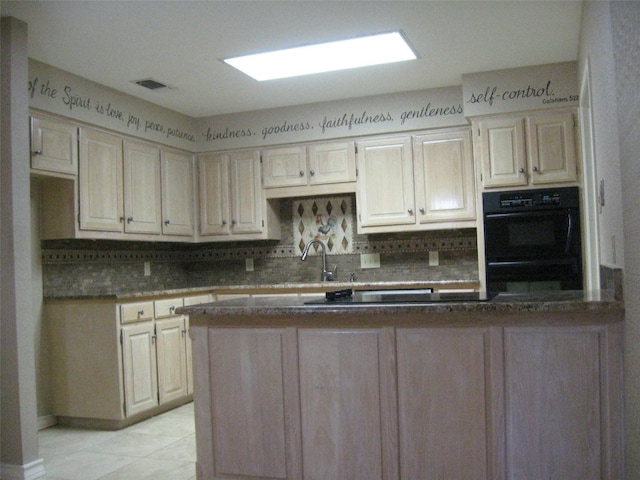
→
(223, 31, 417, 81)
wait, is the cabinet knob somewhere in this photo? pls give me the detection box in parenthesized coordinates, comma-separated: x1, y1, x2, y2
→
(138, 310, 144, 316)
(119, 216, 126, 223)
(299, 171, 305, 177)
(170, 306, 175, 313)
(310, 169, 315, 176)
(419, 207, 425, 214)
(232, 219, 237, 225)
(33, 150, 42, 155)
(408, 208, 414, 215)
(222, 220, 227, 225)
(127, 217, 133, 224)
(532, 166, 539, 172)
(518, 167, 525, 173)
(164, 219, 171, 226)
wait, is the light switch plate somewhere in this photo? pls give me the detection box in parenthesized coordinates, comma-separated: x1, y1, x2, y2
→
(361, 253, 381, 269)
(144, 261, 151, 276)
(429, 251, 439, 266)
(245, 258, 255, 272)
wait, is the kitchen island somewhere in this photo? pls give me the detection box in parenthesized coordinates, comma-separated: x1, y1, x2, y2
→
(181, 290, 624, 480)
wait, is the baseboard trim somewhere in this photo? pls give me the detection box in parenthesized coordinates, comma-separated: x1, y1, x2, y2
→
(37, 414, 57, 430)
(0, 458, 46, 480)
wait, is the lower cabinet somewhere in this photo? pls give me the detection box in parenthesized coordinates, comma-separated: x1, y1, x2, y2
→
(47, 294, 210, 428)
(195, 319, 623, 480)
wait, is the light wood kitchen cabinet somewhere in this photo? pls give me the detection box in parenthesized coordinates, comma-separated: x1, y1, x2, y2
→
(78, 127, 124, 232)
(121, 320, 159, 416)
(396, 328, 500, 479)
(161, 149, 195, 236)
(356, 135, 415, 228)
(503, 325, 621, 479)
(207, 329, 294, 479)
(475, 109, 577, 189)
(123, 140, 162, 234)
(262, 141, 357, 198)
(298, 328, 397, 480)
(46, 293, 210, 429)
(30, 114, 78, 177)
(357, 130, 476, 234)
(198, 150, 280, 240)
(413, 129, 476, 223)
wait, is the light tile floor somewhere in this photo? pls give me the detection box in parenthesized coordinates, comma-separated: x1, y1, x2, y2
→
(39, 402, 196, 480)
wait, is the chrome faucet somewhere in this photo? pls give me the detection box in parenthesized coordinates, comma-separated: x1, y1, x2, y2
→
(301, 239, 337, 281)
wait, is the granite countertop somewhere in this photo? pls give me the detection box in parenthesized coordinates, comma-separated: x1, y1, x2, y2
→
(180, 289, 623, 320)
(44, 280, 480, 301)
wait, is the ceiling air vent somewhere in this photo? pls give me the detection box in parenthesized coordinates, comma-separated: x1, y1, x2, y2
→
(133, 78, 168, 90)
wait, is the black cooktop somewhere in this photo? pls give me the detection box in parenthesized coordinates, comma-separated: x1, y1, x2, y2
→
(304, 290, 497, 305)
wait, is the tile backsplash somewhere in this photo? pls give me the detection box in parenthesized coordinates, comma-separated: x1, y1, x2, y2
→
(42, 195, 479, 297)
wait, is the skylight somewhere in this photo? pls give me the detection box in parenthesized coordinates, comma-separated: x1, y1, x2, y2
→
(223, 31, 417, 81)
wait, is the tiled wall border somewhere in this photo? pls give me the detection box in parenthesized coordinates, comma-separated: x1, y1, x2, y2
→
(42, 235, 477, 264)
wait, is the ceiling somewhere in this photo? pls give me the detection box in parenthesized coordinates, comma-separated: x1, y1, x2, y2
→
(1, 0, 583, 118)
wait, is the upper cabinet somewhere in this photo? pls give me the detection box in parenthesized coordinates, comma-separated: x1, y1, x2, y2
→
(262, 141, 357, 198)
(30, 114, 78, 177)
(198, 150, 280, 241)
(161, 150, 195, 236)
(40, 124, 196, 242)
(356, 129, 476, 234)
(474, 109, 577, 189)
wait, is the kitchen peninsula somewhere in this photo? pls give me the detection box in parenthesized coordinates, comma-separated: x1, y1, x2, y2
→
(181, 291, 624, 480)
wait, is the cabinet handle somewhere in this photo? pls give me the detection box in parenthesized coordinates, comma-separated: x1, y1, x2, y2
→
(299, 170, 305, 177)
(408, 208, 414, 215)
(151, 333, 157, 343)
(310, 169, 315, 176)
(138, 310, 145, 316)
(120, 216, 126, 223)
(164, 219, 171, 226)
(127, 217, 133, 223)
(182, 328, 188, 336)
(419, 207, 425, 214)
(170, 306, 176, 313)
(33, 150, 42, 155)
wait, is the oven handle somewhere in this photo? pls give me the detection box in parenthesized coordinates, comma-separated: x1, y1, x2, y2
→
(565, 211, 575, 255)
(484, 210, 566, 220)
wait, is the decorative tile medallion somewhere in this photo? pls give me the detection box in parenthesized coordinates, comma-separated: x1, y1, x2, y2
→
(293, 196, 354, 255)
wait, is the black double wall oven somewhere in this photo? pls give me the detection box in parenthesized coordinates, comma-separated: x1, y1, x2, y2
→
(483, 186, 583, 292)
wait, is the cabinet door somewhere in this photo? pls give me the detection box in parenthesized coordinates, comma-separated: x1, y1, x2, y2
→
(414, 130, 475, 222)
(397, 328, 494, 480)
(123, 140, 162, 234)
(357, 136, 415, 227)
(298, 329, 397, 480)
(527, 111, 577, 184)
(121, 322, 159, 416)
(478, 117, 527, 188)
(30, 115, 78, 175)
(155, 317, 188, 404)
(208, 329, 290, 479)
(308, 141, 356, 185)
(229, 150, 263, 234)
(262, 146, 307, 188)
(79, 128, 124, 232)
(504, 327, 602, 479)
(198, 154, 230, 236)
(161, 150, 195, 236)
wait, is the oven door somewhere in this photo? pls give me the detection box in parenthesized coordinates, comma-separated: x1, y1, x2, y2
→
(484, 208, 582, 290)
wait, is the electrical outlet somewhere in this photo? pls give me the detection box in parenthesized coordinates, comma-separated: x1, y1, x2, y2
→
(360, 253, 381, 269)
(245, 258, 255, 272)
(429, 251, 439, 266)
(144, 261, 151, 276)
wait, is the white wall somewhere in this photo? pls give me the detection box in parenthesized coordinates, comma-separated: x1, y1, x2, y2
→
(579, 1, 640, 477)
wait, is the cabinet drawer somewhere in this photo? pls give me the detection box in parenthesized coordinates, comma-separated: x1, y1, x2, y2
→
(120, 301, 154, 324)
(154, 298, 184, 318)
(183, 294, 212, 306)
